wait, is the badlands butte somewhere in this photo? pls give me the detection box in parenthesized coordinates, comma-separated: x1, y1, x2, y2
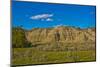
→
(25, 26, 96, 51)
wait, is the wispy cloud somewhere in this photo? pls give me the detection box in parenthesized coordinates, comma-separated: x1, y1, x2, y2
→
(53, 24, 69, 28)
(30, 14, 54, 21)
(54, 24, 64, 28)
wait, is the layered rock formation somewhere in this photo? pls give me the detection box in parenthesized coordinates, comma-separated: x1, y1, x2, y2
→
(25, 26, 95, 45)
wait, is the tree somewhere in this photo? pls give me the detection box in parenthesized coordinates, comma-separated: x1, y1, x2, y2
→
(12, 27, 32, 48)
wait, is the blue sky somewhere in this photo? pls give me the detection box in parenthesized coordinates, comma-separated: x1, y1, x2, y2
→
(12, 1, 96, 30)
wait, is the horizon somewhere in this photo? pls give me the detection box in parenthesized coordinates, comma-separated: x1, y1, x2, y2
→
(12, 24, 96, 30)
(12, 1, 96, 30)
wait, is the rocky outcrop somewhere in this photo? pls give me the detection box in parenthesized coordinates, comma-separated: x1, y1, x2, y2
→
(25, 26, 95, 45)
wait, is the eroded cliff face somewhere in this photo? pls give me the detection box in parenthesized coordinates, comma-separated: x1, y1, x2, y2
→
(25, 26, 95, 45)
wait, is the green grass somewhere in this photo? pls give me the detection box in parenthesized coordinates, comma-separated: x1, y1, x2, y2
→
(12, 48, 96, 66)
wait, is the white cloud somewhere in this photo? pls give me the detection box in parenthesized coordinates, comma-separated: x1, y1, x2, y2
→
(30, 14, 53, 20)
(53, 24, 67, 28)
(46, 18, 53, 21)
(54, 24, 63, 27)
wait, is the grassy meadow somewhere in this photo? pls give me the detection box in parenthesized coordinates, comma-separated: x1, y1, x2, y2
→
(12, 43, 96, 66)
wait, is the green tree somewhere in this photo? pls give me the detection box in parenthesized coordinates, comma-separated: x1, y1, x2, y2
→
(12, 27, 32, 48)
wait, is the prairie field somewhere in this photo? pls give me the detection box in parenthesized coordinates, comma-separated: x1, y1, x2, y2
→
(12, 43, 96, 66)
